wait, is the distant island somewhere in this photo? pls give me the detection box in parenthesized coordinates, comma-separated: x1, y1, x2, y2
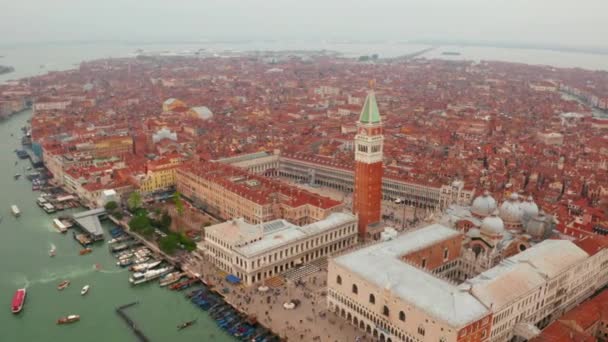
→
(0, 65, 15, 75)
(441, 51, 461, 56)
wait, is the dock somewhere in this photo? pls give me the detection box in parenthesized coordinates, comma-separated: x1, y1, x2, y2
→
(115, 302, 150, 342)
(71, 208, 107, 241)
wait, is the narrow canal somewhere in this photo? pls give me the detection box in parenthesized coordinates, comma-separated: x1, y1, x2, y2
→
(0, 110, 232, 341)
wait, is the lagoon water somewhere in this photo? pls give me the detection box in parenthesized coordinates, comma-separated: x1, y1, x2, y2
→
(0, 111, 232, 341)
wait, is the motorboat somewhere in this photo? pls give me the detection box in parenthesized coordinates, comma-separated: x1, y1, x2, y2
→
(11, 288, 26, 314)
(130, 260, 161, 272)
(57, 280, 70, 291)
(79, 248, 92, 255)
(129, 266, 172, 285)
(11, 205, 20, 217)
(81, 285, 90, 296)
(57, 314, 80, 324)
(177, 319, 197, 330)
(159, 272, 183, 287)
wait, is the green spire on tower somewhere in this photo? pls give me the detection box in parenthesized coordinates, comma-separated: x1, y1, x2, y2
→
(359, 81, 381, 124)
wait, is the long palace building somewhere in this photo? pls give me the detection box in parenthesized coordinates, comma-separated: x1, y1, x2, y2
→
(215, 152, 474, 212)
(327, 225, 608, 342)
(176, 160, 344, 225)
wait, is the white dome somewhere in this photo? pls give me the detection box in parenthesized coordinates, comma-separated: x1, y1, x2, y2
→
(500, 194, 523, 224)
(471, 191, 497, 217)
(480, 211, 505, 236)
(520, 196, 539, 220)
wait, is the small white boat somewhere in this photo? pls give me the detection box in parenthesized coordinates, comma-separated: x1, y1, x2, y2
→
(49, 246, 56, 257)
(80, 285, 90, 296)
(11, 205, 20, 217)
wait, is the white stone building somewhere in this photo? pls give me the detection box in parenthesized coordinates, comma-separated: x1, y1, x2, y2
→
(200, 212, 358, 286)
(327, 224, 608, 342)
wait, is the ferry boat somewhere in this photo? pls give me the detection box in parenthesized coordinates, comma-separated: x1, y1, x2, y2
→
(53, 218, 68, 233)
(130, 260, 161, 272)
(11, 205, 20, 217)
(42, 203, 56, 214)
(57, 280, 70, 291)
(159, 272, 184, 287)
(11, 288, 26, 314)
(79, 248, 93, 256)
(129, 266, 172, 285)
(57, 314, 80, 324)
(80, 285, 90, 296)
(36, 196, 48, 207)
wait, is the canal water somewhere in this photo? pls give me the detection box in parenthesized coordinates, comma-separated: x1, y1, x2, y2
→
(0, 111, 232, 341)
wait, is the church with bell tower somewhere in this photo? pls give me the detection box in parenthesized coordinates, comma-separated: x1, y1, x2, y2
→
(353, 82, 384, 238)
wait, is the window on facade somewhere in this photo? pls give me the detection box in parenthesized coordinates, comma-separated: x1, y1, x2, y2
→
(418, 326, 425, 336)
(369, 294, 375, 304)
(337, 275, 342, 285)
(383, 305, 389, 317)
(352, 284, 358, 294)
(421, 258, 427, 268)
(399, 311, 406, 322)
(443, 248, 449, 260)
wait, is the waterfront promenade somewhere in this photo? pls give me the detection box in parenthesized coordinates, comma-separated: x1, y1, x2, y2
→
(185, 255, 365, 342)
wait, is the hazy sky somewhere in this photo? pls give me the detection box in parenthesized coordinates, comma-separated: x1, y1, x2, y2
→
(1, 0, 606, 48)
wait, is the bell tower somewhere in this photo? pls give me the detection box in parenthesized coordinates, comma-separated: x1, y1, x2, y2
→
(353, 81, 383, 238)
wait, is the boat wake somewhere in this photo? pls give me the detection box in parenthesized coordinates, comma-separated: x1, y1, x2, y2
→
(17, 266, 95, 286)
(13, 275, 30, 289)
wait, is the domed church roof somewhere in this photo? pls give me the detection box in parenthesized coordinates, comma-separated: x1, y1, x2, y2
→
(520, 196, 539, 220)
(500, 193, 523, 224)
(471, 191, 497, 218)
(480, 210, 505, 237)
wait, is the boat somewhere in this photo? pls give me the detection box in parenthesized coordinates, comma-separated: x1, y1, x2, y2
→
(177, 319, 197, 330)
(14, 173, 21, 180)
(129, 260, 161, 272)
(36, 196, 48, 207)
(81, 285, 90, 296)
(42, 203, 56, 214)
(53, 218, 68, 233)
(159, 272, 183, 287)
(110, 243, 129, 253)
(57, 280, 70, 290)
(129, 266, 172, 285)
(49, 246, 56, 257)
(116, 258, 133, 267)
(57, 314, 80, 324)
(79, 248, 93, 255)
(11, 288, 26, 314)
(11, 205, 20, 217)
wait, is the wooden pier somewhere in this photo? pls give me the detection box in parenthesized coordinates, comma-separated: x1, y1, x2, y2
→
(115, 301, 150, 342)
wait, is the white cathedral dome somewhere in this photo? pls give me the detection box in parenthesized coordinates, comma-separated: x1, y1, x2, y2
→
(480, 210, 505, 236)
(471, 191, 497, 217)
(520, 196, 539, 220)
(499, 193, 523, 224)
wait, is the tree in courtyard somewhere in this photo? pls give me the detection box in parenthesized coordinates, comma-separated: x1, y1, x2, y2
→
(127, 192, 142, 211)
(129, 215, 150, 232)
(160, 211, 172, 232)
(159, 234, 180, 254)
(104, 200, 118, 212)
(178, 233, 196, 252)
(173, 191, 184, 216)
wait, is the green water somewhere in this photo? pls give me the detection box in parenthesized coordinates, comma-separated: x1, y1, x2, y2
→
(1, 111, 232, 341)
